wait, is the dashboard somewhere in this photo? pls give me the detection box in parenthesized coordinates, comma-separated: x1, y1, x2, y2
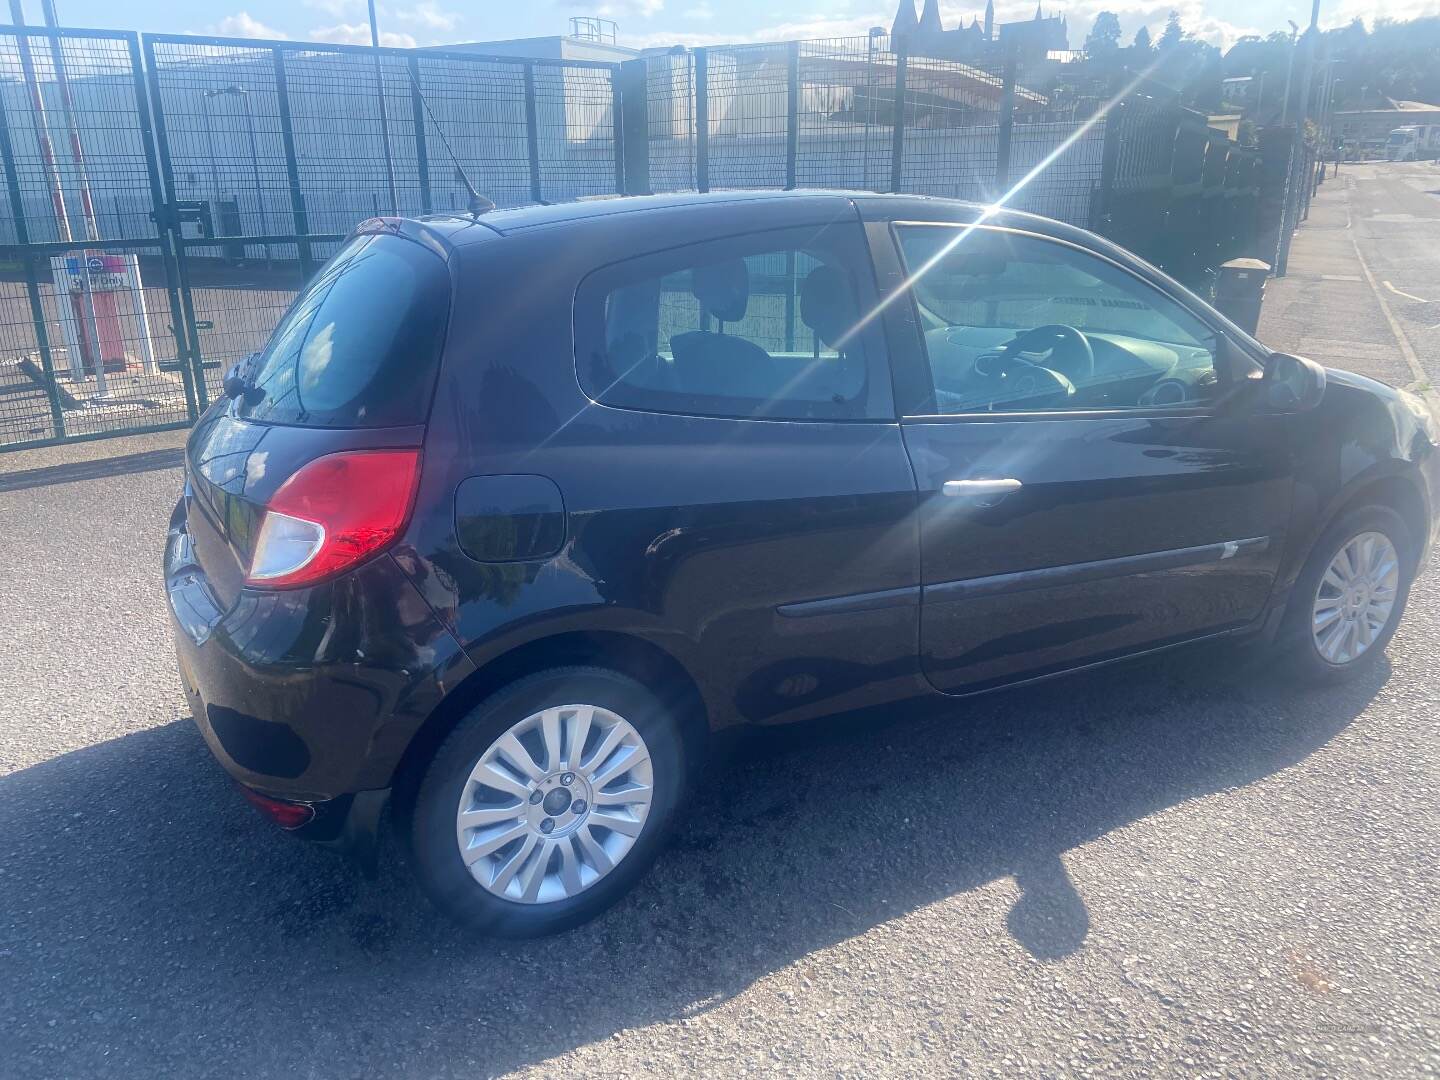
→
(924, 324, 1218, 411)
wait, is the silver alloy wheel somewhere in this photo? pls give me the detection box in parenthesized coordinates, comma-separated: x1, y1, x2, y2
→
(455, 704, 654, 904)
(1312, 530, 1400, 665)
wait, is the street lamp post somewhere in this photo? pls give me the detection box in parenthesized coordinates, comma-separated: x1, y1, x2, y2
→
(1280, 20, 1298, 127)
(367, 0, 399, 216)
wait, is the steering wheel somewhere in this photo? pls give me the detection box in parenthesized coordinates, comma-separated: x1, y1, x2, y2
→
(998, 324, 1095, 383)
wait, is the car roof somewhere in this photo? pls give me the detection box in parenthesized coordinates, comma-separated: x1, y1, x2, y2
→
(399, 190, 864, 244)
(366, 189, 1097, 263)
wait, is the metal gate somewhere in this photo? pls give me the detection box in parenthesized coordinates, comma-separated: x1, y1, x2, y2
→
(142, 34, 623, 412)
(0, 27, 622, 452)
(0, 27, 194, 451)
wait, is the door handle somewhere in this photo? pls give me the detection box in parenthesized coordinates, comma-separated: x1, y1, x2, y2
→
(942, 478, 1023, 497)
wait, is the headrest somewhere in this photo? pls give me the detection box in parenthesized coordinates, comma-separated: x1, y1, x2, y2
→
(800, 265, 857, 349)
(691, 259, 749, 323)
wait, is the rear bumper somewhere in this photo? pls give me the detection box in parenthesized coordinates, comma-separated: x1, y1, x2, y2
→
(166, 495, 476, 809)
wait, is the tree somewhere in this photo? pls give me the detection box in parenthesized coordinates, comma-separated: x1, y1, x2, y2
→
(1132, 25, 1153, 54)
(1158, 11, 1184, 51)
(1084, 11, 1123, 59)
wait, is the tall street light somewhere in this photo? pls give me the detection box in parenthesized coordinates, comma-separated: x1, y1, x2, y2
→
(1279, 20, 1298, 127)
(368, 0, 400, 216)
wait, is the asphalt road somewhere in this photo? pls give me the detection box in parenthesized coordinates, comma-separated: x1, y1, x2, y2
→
(3, 167, 1440, 1079)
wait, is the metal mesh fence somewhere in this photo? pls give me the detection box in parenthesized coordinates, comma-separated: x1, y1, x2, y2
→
(0, 25, 1314, 453)
(146, 37, 621, 231)
(795, 39, 893, 191)
(0, 245, 194, 446)
(533, 62, 619, 201)
(640, 36, 1112, 227)
(141, 36, 625, 417)
(704, 44, 789, 190)
(405, 53, 529, 209)
(0, 30, 194, 448)
(898, 53, 1006, 202)
(646, 51, 695, 192)
(145, 40, 300, 254)
(0, 30, 156, 245)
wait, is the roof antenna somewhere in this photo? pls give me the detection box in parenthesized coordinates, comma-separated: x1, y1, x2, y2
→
(404, 66, 495, 216)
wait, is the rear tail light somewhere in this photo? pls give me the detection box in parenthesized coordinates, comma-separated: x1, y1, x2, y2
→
(246, 448, 421, 589)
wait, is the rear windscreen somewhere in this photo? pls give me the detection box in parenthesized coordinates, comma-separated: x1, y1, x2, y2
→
(235, 233, 450, 428)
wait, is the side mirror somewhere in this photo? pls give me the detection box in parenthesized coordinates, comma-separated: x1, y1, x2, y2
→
(222, 362, 247, 400)
(1263, 351, 1326, 413)
(222, 354, 258, 400)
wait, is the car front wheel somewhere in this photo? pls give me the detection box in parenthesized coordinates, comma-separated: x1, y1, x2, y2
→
(1283, 505, 1415, 682)
(410, 667, 685, 937)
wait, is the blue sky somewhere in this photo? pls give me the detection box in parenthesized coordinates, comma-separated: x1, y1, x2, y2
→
(39, 0, 1440, 52)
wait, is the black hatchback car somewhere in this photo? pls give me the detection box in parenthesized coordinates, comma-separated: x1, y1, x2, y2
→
(167, 191, 1439, 936)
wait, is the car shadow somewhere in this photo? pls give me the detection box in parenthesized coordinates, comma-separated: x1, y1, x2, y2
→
(0, 644, 1385, 1078)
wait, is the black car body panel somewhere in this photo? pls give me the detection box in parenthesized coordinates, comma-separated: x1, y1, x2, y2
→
(165, 190, 1439, 856)
(901, 409, 1294, 693)
(168, 521, 476, 801)
(1274, 367, 1438, 590)
(400, 194, 924, 733)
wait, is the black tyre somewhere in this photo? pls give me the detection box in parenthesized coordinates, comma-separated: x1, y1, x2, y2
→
(1279, 504, 1415, 683)
(410, 666, 687, 937)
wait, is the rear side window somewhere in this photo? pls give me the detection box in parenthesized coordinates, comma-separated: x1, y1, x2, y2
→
(574, 223, 891, 421)
(236, 234, 450, 427)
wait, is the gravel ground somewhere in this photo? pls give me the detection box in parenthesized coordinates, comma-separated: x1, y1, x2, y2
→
(1, 167, 1438, 1079)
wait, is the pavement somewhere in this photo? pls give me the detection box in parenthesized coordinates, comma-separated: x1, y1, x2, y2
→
(2, 165, 1439, 1079)
(1259, 158, 1440, 400)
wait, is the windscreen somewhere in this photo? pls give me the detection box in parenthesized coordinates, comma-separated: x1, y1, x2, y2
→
(235, 233, 450, 428)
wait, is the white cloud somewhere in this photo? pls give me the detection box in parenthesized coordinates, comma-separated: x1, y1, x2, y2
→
(206, 11, 288, 39)
(576, 0, 665, 19)
(686, 2, 715, 20)
(304, 0, 363, 18)
(309, 21, 418, 46)
(1322, 0, 1440, 27)
(623, 13, 885, 48)
(393, 2, 460, 31)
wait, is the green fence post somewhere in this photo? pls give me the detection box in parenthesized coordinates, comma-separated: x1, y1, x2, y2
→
(785, 41, 799, 190)
(617, 59, 650, 195)
(694, 48, 709, 193)
(135, 33, 202, 416)
(889, 49, 907, 193)
(523, 63, 543, 204)
(408, 55, 432, 214)
(272, 47, 314, 278)
(994, 48, 1016, 195)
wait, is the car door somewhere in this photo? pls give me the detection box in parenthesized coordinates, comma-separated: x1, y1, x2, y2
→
(413, 202, 927, 732)
(870, 216, 1296, 694)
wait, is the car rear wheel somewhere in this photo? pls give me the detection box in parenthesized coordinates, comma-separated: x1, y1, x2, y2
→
(410, 667, 685, 937)
(1281, 505, 1415, 683)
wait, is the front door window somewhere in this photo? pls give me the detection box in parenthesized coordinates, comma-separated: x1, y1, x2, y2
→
(895, 225, 1226, 414)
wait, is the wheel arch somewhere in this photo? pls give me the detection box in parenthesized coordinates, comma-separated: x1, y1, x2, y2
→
(1320, 470, 1430, 571)
(387, 630, 710, 825)
(1281, 466, 1431, 604)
